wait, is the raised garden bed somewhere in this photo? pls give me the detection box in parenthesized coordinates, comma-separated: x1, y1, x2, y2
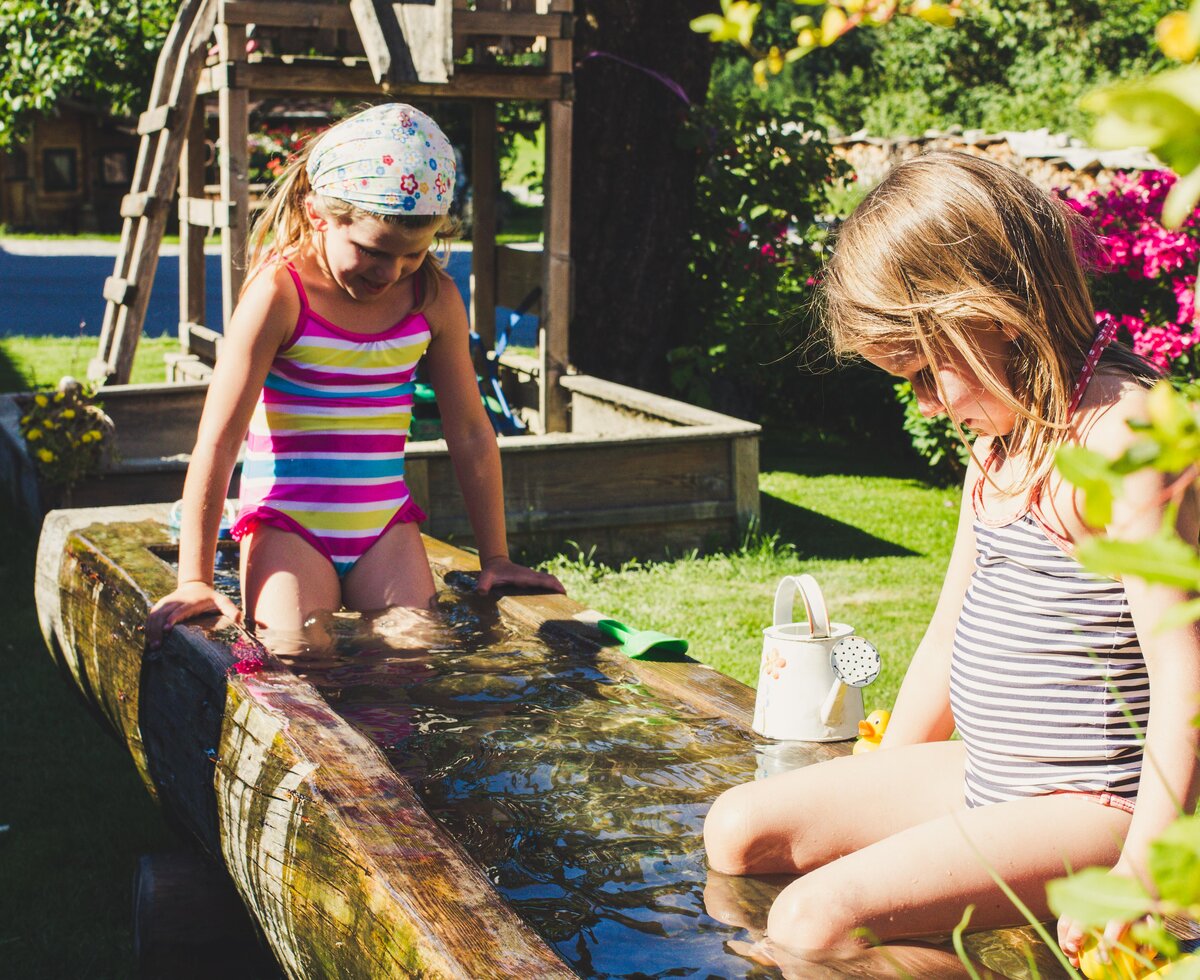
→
(4, 369, 760, 562)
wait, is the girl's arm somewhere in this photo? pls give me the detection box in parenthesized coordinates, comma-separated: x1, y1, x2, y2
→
(423, 278, 564, 594)
(1059, 382, 1200, 962)
(881, 448, 985, 747)
(145, 266, 297, 645)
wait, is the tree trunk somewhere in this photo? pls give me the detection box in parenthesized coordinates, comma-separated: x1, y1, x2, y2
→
(570, 0, 718, 391)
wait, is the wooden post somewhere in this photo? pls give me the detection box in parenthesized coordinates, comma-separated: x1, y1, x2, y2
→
(540, 0, 573, 433)
(217, 20, 249, 331)
(470, 100, 498, 355)
(178, 102, 207, 353)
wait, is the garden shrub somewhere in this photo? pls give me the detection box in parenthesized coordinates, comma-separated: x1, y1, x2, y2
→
(674, 94, 900, 435)
(1062, 169, 1200, 380)
(709, 0, 1177, 139)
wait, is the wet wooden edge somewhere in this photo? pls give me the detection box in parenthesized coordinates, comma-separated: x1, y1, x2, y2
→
(425, 536, 1072, 979)
(36, 507, 572, 980)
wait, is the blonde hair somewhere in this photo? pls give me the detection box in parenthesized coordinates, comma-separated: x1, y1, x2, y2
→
(823, 150, 1156, 492)
(245, 109, 457, 311)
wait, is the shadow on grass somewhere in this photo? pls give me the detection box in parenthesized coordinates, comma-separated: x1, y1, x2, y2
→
(0, 341, 28, 394)
(0, 504, 177, 976)
(760, 491, 917, 560)
(760, 429, 956, 487)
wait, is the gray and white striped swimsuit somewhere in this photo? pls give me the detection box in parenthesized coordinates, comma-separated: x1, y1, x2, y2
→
(950, 511, 1146, 808)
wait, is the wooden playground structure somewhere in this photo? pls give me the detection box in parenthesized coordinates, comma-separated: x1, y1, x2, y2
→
(89, 0, 576, 432)
(0, 0, 759, 561)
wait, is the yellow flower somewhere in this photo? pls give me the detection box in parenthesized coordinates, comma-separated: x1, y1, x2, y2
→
(43, 419, 56, 430)
(34, 394, 48, 407)
(61, 408, 76, 419)
(1157, 11, 1200, 62)
(19, 414, 30, 425)
(37, 448, 55, 463)
(53, 391, 65, 402)
(26, 428, 42, 441)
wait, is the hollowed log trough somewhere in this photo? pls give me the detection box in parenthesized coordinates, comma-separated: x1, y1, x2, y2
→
(36, 504, 1068, 978)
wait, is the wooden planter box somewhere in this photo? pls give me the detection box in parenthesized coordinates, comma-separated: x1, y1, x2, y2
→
(35, 505, 1069, 979)
(3, 373, 760, 562)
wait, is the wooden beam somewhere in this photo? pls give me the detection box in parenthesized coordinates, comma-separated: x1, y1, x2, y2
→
(179, 105, 208, 352)
(103, 276, 137, 306)
(119, 192, 158, 219)
(178, 196, 234, 230)
(540, 0, 573, 433)
(470, 101, 497, 352)
(220, 1, 356, 29)
(184, 322, 224, 364)
(137, 104, 178, 136)
(350, 0, 417, 85)
(217, 21, 250, 327)
(198, 60, 569, 100)
(455, 10, 572, 38)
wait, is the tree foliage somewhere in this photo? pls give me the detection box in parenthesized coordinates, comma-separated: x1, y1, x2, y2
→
(0, 0, 177, 148)
(708, 0, 1177, 139)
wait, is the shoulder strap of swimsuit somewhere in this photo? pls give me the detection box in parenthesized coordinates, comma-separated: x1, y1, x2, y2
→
(1029, 315, 1121, 517)
(1067, 315, 1119, 417)
(283, 260, 310, 312)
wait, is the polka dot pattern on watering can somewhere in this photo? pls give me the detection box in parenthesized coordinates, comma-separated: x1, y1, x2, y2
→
(830, 636, 881, 686)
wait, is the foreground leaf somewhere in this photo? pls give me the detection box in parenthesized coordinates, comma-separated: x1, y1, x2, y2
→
(1150, 816, 1200, 907)
(1046, 868, 1154, 926)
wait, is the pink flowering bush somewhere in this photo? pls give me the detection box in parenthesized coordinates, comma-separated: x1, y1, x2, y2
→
(1060, 170, 1200, 378)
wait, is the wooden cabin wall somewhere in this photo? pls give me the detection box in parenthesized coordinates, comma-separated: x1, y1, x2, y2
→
(0, 108, 138, 234)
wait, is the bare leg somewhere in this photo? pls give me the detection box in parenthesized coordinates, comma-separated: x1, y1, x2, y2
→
(764, 793, 1128, 976)
(240, 525, 341, 631)
(704, 741, 969, 876)
(341, 519, 436, 611)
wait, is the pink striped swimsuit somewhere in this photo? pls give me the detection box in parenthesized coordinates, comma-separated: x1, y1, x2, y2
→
(231, 263, 430, 576)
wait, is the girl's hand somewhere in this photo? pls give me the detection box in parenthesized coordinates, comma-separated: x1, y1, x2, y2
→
(1058, 907, 1138, 973)
(146, 581, 242, 649)
(476, 556, 566, 595)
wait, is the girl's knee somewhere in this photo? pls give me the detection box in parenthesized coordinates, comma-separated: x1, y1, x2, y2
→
(767, 874, 865, 951)
(703, 784, 758, 875)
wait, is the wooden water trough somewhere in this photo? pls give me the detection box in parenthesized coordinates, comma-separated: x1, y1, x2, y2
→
(37, 503, 1070, 979)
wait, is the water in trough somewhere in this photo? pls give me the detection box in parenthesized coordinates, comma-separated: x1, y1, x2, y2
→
(203, 551, 786, 979)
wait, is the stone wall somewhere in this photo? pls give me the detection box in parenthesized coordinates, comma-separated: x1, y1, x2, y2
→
(833, 128, 1161, 195)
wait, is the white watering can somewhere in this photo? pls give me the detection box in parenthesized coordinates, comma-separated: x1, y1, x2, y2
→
(752, 574, 880, 742)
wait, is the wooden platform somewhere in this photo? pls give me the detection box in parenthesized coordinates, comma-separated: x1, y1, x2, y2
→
(35, 503, 1069, 978)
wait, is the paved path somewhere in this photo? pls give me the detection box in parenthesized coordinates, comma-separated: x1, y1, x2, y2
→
(0, 240, 536, 345)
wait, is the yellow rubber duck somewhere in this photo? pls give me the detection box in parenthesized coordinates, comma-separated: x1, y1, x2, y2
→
(1079, 935, 1166, 979)
(853, 709, 891, 754)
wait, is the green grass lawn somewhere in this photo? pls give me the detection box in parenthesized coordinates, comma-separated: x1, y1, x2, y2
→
(0, 334, 181, 390)
(0, 335, 957, 975)
(546, 435, 958, 709)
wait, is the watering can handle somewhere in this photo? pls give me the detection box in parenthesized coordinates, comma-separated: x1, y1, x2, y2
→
(773, 574, 831, 638)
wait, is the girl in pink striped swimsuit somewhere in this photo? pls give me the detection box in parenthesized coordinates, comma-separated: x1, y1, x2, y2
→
(147, 104, 562, 642)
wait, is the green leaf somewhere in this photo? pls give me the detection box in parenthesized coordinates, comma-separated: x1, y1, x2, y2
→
(1075, 527, 1200, 587)
(1149, 815, 1200, 906)
(1055, 445, 1120, 526)
(1163, 957, 1200, 980)
(1077, 529, 1200, 591)
(1046, 867, 1154, 926)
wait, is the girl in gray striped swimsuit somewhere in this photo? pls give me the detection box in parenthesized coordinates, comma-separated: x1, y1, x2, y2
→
(704, 151, 1200, 977)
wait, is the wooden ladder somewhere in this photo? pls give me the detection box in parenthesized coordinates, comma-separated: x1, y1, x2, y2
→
(90, 0, 219, 385)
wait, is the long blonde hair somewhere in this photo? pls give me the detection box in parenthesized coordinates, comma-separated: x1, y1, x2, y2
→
(245, 111, 457, 311)
(823, 150, 1156, 492)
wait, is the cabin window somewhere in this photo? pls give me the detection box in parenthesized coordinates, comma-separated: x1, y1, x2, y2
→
(101, 149, 133, 187)
(42, 148, 78, 193)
